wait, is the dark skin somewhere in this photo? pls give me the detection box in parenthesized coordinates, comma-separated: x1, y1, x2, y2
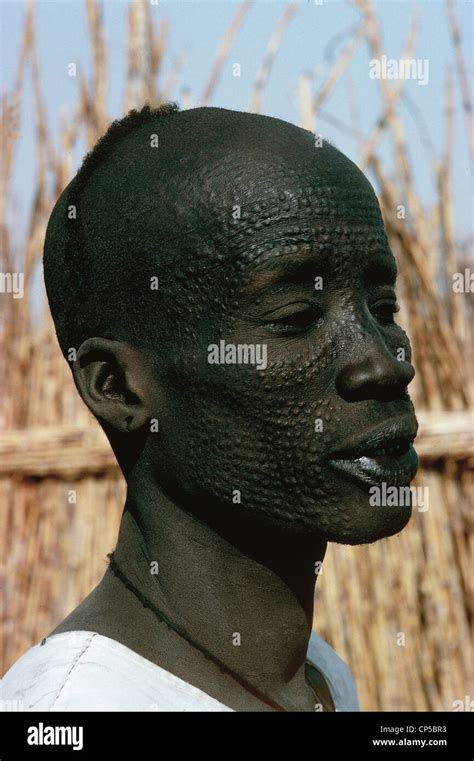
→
(50, 109, 417, 711)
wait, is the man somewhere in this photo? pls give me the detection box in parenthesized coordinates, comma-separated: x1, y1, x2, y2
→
(2, 104, 418, 711)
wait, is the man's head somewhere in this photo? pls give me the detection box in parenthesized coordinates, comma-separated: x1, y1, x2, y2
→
(44, 103, 417, 546)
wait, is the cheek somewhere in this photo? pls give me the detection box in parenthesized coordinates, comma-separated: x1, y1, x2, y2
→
(164, 299, 349, 475)
(159, 338, 342, 512)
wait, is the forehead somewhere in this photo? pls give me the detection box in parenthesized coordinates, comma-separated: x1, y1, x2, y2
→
(237, 222, 397, 297)
(155, 137, 391, 284)
(193, 141, 387, 261)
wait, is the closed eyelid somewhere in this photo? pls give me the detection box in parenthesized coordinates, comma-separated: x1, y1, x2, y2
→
(260, 301, 315, 318)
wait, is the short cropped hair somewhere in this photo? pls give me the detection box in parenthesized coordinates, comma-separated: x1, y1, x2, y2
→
(43, 102, 181, 359)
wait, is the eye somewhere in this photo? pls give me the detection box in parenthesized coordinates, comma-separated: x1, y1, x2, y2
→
(264, 305, 321, 336)
(371, 299, 400, 325)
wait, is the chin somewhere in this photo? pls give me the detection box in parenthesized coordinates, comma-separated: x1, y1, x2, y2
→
(291, 477, 414, 546)
(310, 458, 417, 545)
(326, 504, 413, 546)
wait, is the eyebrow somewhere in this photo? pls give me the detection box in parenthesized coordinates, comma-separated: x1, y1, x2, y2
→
(363, 258, 398, 287)
(242, 252, 320, 297)
(242, 249, 398, 297)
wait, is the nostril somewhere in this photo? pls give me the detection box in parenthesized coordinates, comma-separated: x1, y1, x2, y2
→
(336, 351, 415, 403)
(336, 365, 371, 396)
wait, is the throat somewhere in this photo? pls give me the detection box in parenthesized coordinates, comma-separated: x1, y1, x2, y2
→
(109, 487, 327, 707)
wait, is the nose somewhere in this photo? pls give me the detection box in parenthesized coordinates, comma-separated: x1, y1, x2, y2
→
(336, 334, 415, 403)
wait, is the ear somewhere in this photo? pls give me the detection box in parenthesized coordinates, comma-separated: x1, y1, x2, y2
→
(73, 337, 153, 434)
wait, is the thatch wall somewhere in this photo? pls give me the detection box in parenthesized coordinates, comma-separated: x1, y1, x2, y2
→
(1, 0, 472, 710)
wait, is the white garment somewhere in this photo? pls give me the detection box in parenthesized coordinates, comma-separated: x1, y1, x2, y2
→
(1, 630, 359, 712)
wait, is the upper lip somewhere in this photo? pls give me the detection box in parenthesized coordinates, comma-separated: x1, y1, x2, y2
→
(328, 414, 418, 459)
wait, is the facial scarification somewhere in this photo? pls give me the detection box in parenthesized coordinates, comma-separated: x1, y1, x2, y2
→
(45, 106, 417, 546)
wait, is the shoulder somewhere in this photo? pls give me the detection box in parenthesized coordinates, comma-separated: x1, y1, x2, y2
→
(1, 631, 231, 712)
(2, 631, 99, 711)
(306, 631, 360, 711)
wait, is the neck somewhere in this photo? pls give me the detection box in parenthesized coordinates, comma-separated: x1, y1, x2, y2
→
(112, 473, 327, 701)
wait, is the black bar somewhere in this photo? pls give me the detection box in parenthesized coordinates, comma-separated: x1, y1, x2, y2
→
(0, 711, 471, 759)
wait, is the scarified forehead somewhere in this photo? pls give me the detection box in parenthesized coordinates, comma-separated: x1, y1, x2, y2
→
(78, 106, 385, 276)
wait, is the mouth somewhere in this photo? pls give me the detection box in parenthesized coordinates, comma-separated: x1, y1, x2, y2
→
(328, 415, 419, 488)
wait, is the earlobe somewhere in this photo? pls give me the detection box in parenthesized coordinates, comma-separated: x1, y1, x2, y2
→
(73, 337, 152, 433)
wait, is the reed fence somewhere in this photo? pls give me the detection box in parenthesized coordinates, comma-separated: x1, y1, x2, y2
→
(1, 0, 472, 710)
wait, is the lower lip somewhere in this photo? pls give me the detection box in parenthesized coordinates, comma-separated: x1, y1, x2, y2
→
(328, 444, 419, 488)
